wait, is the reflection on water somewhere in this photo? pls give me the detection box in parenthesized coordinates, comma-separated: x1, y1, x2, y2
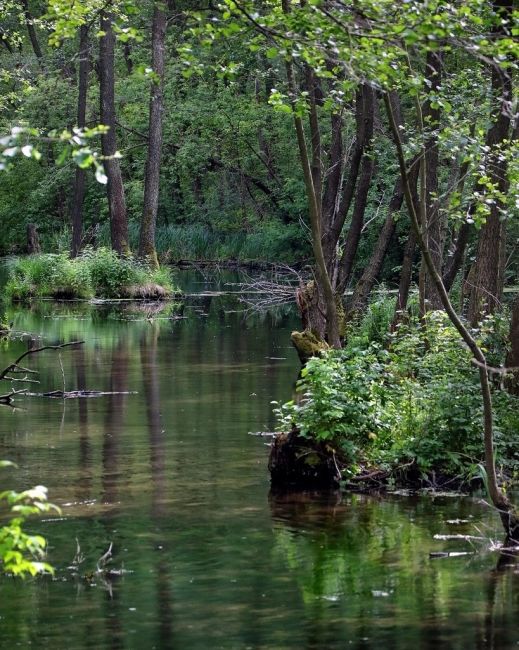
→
(0, 270, 517, 649)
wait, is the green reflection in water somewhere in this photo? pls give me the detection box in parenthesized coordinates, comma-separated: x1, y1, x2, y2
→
(0, 270, 517, 650)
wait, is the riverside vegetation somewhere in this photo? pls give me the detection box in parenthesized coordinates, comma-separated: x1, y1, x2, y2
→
(5, 248, 177, 301)
(0, 0, 519, 576)
(273, 301, 519, 490)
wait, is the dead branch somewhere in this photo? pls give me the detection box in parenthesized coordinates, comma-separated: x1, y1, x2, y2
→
(234, 265, 307, 312)
(0, 341, 84, 383)
(96, 542, 113, 573)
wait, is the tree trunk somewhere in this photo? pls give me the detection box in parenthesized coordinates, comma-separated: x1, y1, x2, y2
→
(347, 182, 401, 320)
(70, 25, 90, 258)
(442, 223, 470, 292)
(505, 296, 519, 396)
(322, 85, 373, 270)
(468, 3, 513, 324)
(385, 92, 518, 541)
(99, 11, 130, 255)
(20, 0, 42, 60)
(26, 223, 40, 254)
(138, 2, 167, 269)
(282, 0, 340, 348)
(421, 50, 444, 312)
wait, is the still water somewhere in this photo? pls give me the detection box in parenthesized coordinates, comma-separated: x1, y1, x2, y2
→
(0, 271, 517, 649)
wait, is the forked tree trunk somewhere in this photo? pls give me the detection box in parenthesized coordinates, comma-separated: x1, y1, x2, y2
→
(138, 2, 167, 269)
(99, 11, 130, 255)
(71, 25, 90, 258)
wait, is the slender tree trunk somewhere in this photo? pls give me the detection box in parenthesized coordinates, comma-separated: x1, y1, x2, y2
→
(99, 11, 130, 255)
(70, 25, 90, 258)
(421, 50, 444, 311)
(322, 85, 373, 269)
(138, 2, 167, 268)
(392, 228, 418, 330)
(347, 180, 402, 320)
(334, 88, 375, 294)
(282, 0, 339, 348)
(20, 0, 42, 60)
(468, 2, 513, 324)
(442, 223, 470, 292)
(505, 296, 519, 396)
(385, 92, 517, 540)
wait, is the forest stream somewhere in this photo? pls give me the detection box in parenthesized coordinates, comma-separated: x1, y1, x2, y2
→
(0, 270, 517, 650)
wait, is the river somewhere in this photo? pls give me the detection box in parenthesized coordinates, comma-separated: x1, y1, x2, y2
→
(0, 270, 517, 649)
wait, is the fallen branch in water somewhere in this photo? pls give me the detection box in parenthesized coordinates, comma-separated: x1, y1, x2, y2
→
(0, 340, 84, 404)
(40, 389, 137, 399)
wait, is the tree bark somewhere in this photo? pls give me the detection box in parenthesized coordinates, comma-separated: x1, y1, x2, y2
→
(99, 11, 130, 255)
(70, 25, 90, 258)
(138, 2, 167, 268)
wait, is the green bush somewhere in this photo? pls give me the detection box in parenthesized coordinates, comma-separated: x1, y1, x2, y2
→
(5, 249, 178, 301)
(276, 310, 519, 481)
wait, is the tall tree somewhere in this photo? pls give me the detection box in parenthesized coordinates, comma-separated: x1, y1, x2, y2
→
(138, 1, 168, 269)
(70, 24, 90, 257)
(99, 10, 129, 255)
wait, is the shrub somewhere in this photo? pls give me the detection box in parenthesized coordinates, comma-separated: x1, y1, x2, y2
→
(276, 310, 519, 481)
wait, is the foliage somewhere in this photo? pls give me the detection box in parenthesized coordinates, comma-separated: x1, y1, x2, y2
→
(276, 308, 519, 480)
(5, 248, 178, 300)
(0, 461, 56, 577)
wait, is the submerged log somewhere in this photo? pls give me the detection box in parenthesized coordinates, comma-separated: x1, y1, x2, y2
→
(268, 429, 342, 490)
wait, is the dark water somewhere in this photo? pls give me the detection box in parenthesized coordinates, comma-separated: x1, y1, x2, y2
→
(0, 270, 517, 649)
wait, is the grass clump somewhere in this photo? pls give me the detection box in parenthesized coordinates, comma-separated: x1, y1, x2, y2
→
(276, 307, 519, 486)
(6, 248, 178, 301)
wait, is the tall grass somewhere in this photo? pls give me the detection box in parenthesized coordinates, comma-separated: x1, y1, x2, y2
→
(5, 248, 178, 301)
(155, 222, 306, 263)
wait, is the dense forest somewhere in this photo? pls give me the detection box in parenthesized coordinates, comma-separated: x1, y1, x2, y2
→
(1, 0, 519, 626)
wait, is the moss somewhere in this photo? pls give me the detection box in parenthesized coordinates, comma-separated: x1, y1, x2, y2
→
(291, 330, 330, 364)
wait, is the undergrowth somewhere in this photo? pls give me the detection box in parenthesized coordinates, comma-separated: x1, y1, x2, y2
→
(275, 301, 519, 486)
(5, 248, 178, 300)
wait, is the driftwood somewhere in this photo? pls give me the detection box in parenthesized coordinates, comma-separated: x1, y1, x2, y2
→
(40, 390, 136, 399)
(0, 340, 84, 404)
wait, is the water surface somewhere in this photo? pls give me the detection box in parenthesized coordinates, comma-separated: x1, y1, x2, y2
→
(0, 270, 517, 649)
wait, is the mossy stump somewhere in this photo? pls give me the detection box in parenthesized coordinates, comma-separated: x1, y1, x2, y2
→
(268, 429, 341, 490)
(291, 330, 329, 364)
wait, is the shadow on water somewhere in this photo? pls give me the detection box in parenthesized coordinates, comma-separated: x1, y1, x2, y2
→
(0, 269, 518, 649)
